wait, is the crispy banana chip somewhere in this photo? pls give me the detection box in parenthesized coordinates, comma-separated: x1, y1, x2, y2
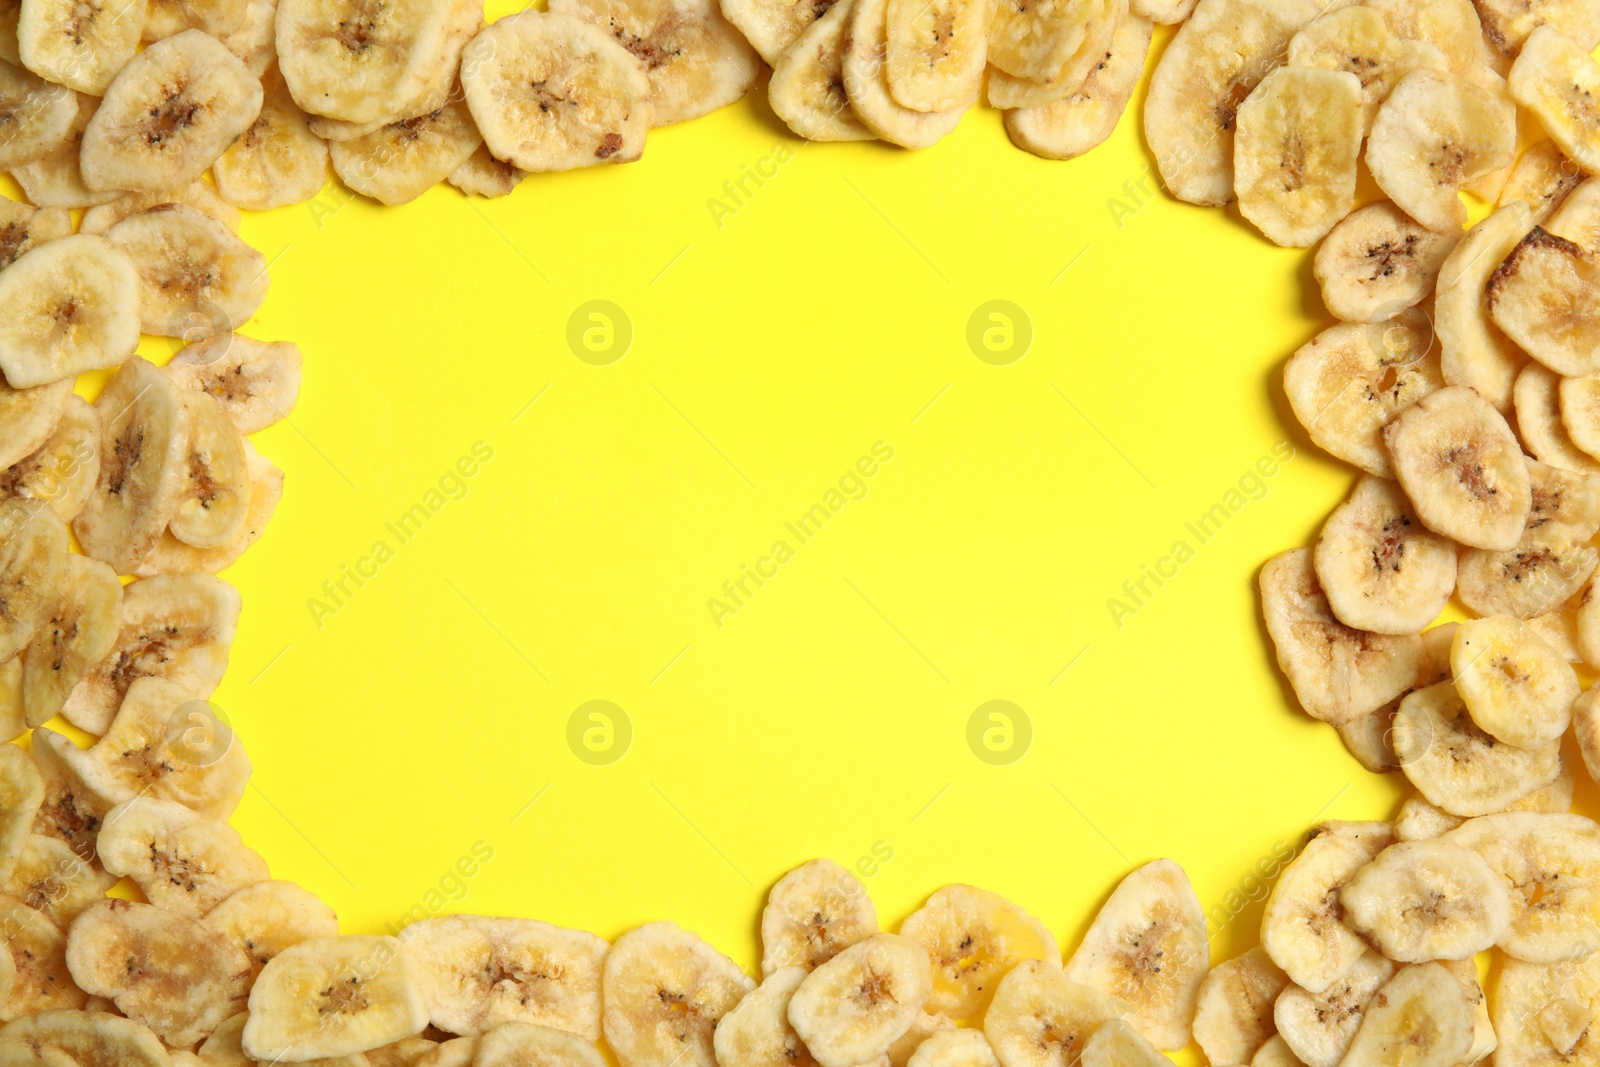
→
(0, 892, 86, 1018)
(1501, 140, 1585, 224)
(1458, 521, 1598, 620)
(986, 0, 1123, 111)
(1190, 947, 1288, 1067)
(20, 553, 121, 729)
(0, 61, 75, 170)
(1437, 202, 1533, 411)
(900, 884, 1056, 1021)
(104, 205, 268, 340)
(276, 0, 451, 122)
(0, 235, 139, 390)
(1446, 812, 1600, 963)
(1452, 613, 1579, 745)
(213, 71, 329, 211)
(1394, 680, 1563, 815)
(789, 933, 929, 1067)
(1260, 820, 1392, 994)
(1314, 474, 1456, 635)
(719, 0, 829, 62)
(1562, 373, 1600, 463)
(97, 796, 267, 915)
(15, 0, 145, 94)
(0, 1009, 165, 1063)
(1003, 12, 1151, 161)
(1338, 963, 1473, 1067)
(1233, 66, 1362, 247)
(987, 0, 1098, 83)
(447, 144, 525, 198)
(1510, 26, 1600, 175)
(1, 395, 101, 524)
(1340, 839, 1513, 960)
(1273, 951, 1396, 1067)
(205, 879, 339, 982)
(167, 389, 250, 551)
(841, 0, 963, 148)
(604, 921, 754, 1067)
(762, 858, 878, 976)
(222, 0, 276, 74)
(27, 729, 111, 862)
(165, 334, 302, 436)
(0, 500, 65, 664)
(1492, 952, 1600, 1067)
(982, 959, 1124, 1067)
(881, 0, 991, 112)
(1313, 201, 1458, 323)
(330, 98, 482, 206)
(1489, 227, 1600, 377)
(245, 935, 429, 1060)
(1549, 175, 1600, 250)
(9, 95, 118, 209)
(0, 377, 70, 473)
(713, 966, 819, 1067)
(767, 0, 873, 142)
(2, 833, 114, 927)
(134, 441, 283, 577)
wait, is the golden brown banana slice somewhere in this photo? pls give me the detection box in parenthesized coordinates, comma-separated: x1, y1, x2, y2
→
(0, 892, 86, 1018)
(0, 1009, 168, 1060)
(604, 921, 753, 1067)
(165, 334, 301, 436)
(78, 182, 242, 236)
(841, 0, 963, 148)
(1489, 227, 1600, 377)
(167, 390, 249, 551)
(1452, 613, 1579, 745)
(447, 144, 524, 197)
(1282, 314, 1442, 477)
(0, 235, 140, 390)
(1516, 363, 1600, 474)
(1002, 13, 1150, 161)
(330, 98, 482, 206)
(899, 884, 1056, 1020)
(0, 61, 74, 169)
(134, 440, 282, 577)
(1287, 7, 1447, 135)
(1273, 952, 1396, 1067)
(985, 0, 1122, 111)
(1437, 202, 1533, 411)
(212, 72, 328, 211)
(3, 833, 114, 927)
(1367, 68, 1516, 232)
(1260, 820, 1391, 995)
(461, 11, 651, 172)
(713, 966, 819, 1067)
(244, 935, 429, 1060)
(1338, 964, 1473, 1067)
(1394, 680, 1563, 815)
(204, 880, 339, 982)
(986, 0, 1096, 83)
(1260, 548, 1422, 727)
(0, 500, 65, 663)
(907, 1028, 998, 1067)
(21, 553, 121, 729)
(80, 30, 261, 192)
(982, 958, 1125, 1067)
(1381, 384, 1532, 550)
(761, 858, 878, 976)
(276, 0, 451, 122)
(1313, 201, 1458, 324)
(1510, 26, 1600, 175)
(0, 744, 42, 883)
(1190, 948, 1289, 1067)
(1077, 1020, 1168, 1067)
(1491, 952, 1600, 1067)
(15, 0, 145, 93)
(1340, 839, 1513, 960)
(767, 0, 873, 142)
(881, 0, 991, 112)
(83, 675, 249, 817)
(0, 377, 70, 473)
(1549, 175, 1600, 250)
(400, 914, 607, 1038)
(1501, 140, 1584, 224)
(65, 898, 251, 1047)
(1444, 812, 1600, 962)
(1, 395, 101, 523)
(1313, 474, 1456, 635)
(104, 205, 268, 339)
(97, 794, 267, 915)
(789, 933, 929, 1067)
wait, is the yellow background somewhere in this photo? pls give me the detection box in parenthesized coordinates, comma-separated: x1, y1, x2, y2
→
(15, 18, 1599, 1061)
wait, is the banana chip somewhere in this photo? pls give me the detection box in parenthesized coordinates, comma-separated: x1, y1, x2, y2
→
(165, 334, 302, 437)
(1287, 7, 1447, 135)
(134, 441, 283, 577)
(1337, 963, 1473, 1067)
(0, 500, 65, 664)
(713, 966, 818, 1067)
(1516, 363, 1600, 476)
(1489, 227, 1600, 377)
(276, 0, 452, 122)
(0, 745, 42, 884)
(1314, 474, 1457, 635)
(104, 205, 268, 340)
(881, 0, 990, 112)
(1394, 681, 1563, 816)
(244, 935, 429, 1060)
(0, 892, 86, 1018)
(841, 0, 964, 148)
(789, 933, 929, 1067)
(0, 61, 74, 170)
(604, 921, 754, 1067)
(1340, 839, 1513, 960)
(986, 0, 1097, 83)
(900, 884, 1057, 1021)
(0, 1009, 164, 1063)
(20, 553, 121, 729)
(1510, 25, 1600, 175)
(447, 144, 525, 198)
(330, 99, 482, 206)
(1191, 948, 1289, 1065)
(1451, 613, 1579, 745)
(1003, 12, 1151, 162)
(15, 0, 145, 94)
(767, 0, 873, 142)
(1443, 812, 1600, 962)
(1437, 202, 1533, 411)
(221, 0, 276, 74)
(1549, 175, 1600, 250)
(0, 235, 140, 390)
(1313, 201, 1458, 324)
(205, 879, 339, 983)
(906, 1028, 998, 1067)
(985, 0, 1122, 111)
(1501, 139, 1584, 224)
(1492, 952, 1600, 1067)
(9, 95, 118, 209)
(1, 395, 101, 524)
(27, 728, 112, 862)
(96, 796, 267, 915)
(762, 858, 878, 976)
(718, 0, 827, 62)
(1260, 820, 1391, 994)
(213, 71, 329, 211)
(1273, 951, 1396, 1067)
(982, 959, 1124, 1067)
(2, 833, 114, 927)
(0, 377, 70, 473)
(1233, 65, 1362, 247)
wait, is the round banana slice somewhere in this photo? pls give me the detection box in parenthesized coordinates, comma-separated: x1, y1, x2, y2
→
(788, 933, 929, 1067)
(0, 893, 87, 1018)
(97, 795, 267, 915)
(2, 833, 114, 928)
(79, 182, 242, 236)
(1394, 681, 1563, 816)
(767, 0, 873, 143)
(1509, 26, 1600, 174)
(16, 0, 145, 94)
(1501, 140, 1584, 225)
(447, 144, 525, 198)
(1339, 839, 1513, 961)
(603, 920, 754, 1067)
(1458, 520, 1598, 618)
(906, 1028, 998, 1067)
(986, 0, 1094, 83)
(1273, 951, 1396, 1067)
(0, 60, 75, 169)
(104, 205, 268, 339)
(1338, 964, 1473, 1067)
(1260, 548, 1422, 727)
(1077, 1019, 1168, 1067)
(1259, 820, 1392, 995)
(244, 935, 429, 1060)
(65, 898, 251, 1047)
(1282, 314, 1442, 477)
(840, 0, 963, 148)
(1, 395, 102, 523)
(1514, 363, 1600, 475)
(1287, 7, 1447, 135)
(1367, 68, 1516, 233)
(0, 499, 66, 663)
(1549, 175, 1600, 250)
(0, 744, 43, 884)
(981, 958, 1125, 1067)
(142, 0, 246, 39)
(986, 0, 1123, 111)
(1437, 202, 1533, 412)
(1313, 202, 1458, 324)
(899, 883, 1057, 1021)
(1452, 611, 1578, 742)
(1002, 12, 1151, 162)
(400, 914, 608, 1039)
(165, 334, 302, 436)
(205, 879, 339, 982)
(330, 98, 482, 206)
(1492, 953, 1600, 1067)
(0, 376, 70, 473)
(1063, 859, 1205, 1051)
(134, 440, 283, 577)
(20, 552, 121, 729)
(167, 389, 250, 550)
(1363, 0, 1494, 80)
(1488, 227, 1600, 377)
(1381, 384, 1532, 550)
(1191, 948, 1289, 1065)
(761, 858, 878, 977)
(212, 72, 329, 211)
(460, 11, 651, 172)
(0, 234, 139, 390)
(80, 30, 262, 192)
(713, 966, 818, 1067)
(1443, 812, 1600, 962)
(58, 573, 239, 736)
(474, 1022, 606, 1067)
(27, 727, 113, 862)
(1313, 475, 1456, 635)
(0, 1009, 166, 1062)
(880, 0, 990, 112)
(276, 0, 451, 122)
(221, 0, 276, 73)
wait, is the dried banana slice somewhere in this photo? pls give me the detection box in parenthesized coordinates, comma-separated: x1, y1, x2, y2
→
(79, 30, 261, 192)
(461, 11, 650, 172)
(1002, 13, 1151, 162)
(15, 0, 145, 93)
(713, 965, 817, 1067)
(1437, 202, 1534, 411)
(244, 935, 429, 1060)
(475, 1022, 606, 1067)
(1452, 613, 1579, 745)
(767, 0, 873, 142)
(0, 235, 139, 390)
(0, 61, 74, 169)
(205, 879, 339, 982)
(1287, 7, 1447, 135)
(1367, 68, 1516, 232)
(221, 0, 275, 73)
(880, 0, 990, 112)
(0, 1009, 165, 1062)
(1363, 0, 1492, 80)
(134, 441, 283, 577)
(9, 94, 116, 208)
(604, 920, 753, 1067)
(982, 959, 1125, 1067)
(985, 0, 1122, 111)
(1077, 1020, 1168, 1067)
(1501, 140, 1584, 224)
(1489, 228, 1600, 377)
(0, 892, 85, 1018)
(907, 1028, 998, 1067)
(96, 795, 267, 915)
(1273, 952, 1396, 1067)
(20, 553, 121, 729)
(1282, 314, 1442, 477)
(1260, 820, 1391, 994)
(1510, 26, 1600, 174)
(1459, 516, 1599, 618)
(887, 1012, 954, 1067)
(447, 144, 523, 197)
(330, 99, 482, 206)
(276, 0, 451, 122)
(788, 933, 929, 1067)
(1191, 948, 1289, 1065)
(1, 395, 101, 523)
(1381, 384, 1531, 550)
(986, 0, 1095, 83)
(0, 500, 65, 663)
(1338, 622, 1452, 775)
(1492, 953, 1600, 1067)
(27, 728, 112, 862)
(79, 182, 242, 236)
(104, 205, 268, 339)
(1234, 66, 1362, 247)
(65, 898, 251, 1047)
(1339, 839, 1513, 960)
(1549, 175, 1600, 250)
(400, 914, 607, 1039)
(59, 573, 239, 736)
(1516, 363, 1600, 475)
(1313, 474, 1456, 635)
(900, 883, 1057, 1020)
(1563, 374, 1600, 463)
(1337, 964, 1473, 1067)
(2, 833, 114, 927)
(1062, 859, 1205, 1051)
(83, 675, 249, 817)
(212, 72, 328, 211)
(1260, 548, 1422, 727)
(1443, 812, 1600, 962)
(718, 0, 824, 62)
(1313, 201, 1458, 324)
(0, 377, 70, 473)
(167, 390, 250, 551)
(762, 858, 878, 976)
(0, 660, 25, 742)
(0, 744, 42, 883)
(841, 0, 963, 148)
(165, 334, 301, 437)
(1394, 680, 1563, 815)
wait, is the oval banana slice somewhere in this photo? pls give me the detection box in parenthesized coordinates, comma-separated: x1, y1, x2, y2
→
(0, 1009, 164, 1062)
(0, 60, 75, 169)
(0, 893, 87, 1018)
(1287, 7, 1447, 135)
(1488, 227, 1600, 377)
(1394, 680, 1563, 816)
(788, 933, 930, 1067)
(1259, 820, 1391, 995)
(244, 935, 429, 1060)
(213, 72, 329, 211)
(767, 0, 874, 142)
(986, 0, 1096, 83)
(982, 958, 1124, 1067)
(713, 965, 819, 1067)
(761, 858, 878, 977)
(1002, 12, 1151, 162)
(907, 1028, 998, 1067)
(0, 234, 140, 390)
(167, 390, 251, 550)
(1501, 140, 1584, 225)
(97, 795, 267, 915)
(204, 879, 339, 983)
(20, 552, 121, 729)
(1509, 25, 1600, 175)
(1, 395, 102, 524)
(1451, 613, 1579, 745)
(1437, 202, 1533, 411)
(448, 144, 524, 198)
(1273, 951, 1396, 1067)
(1313, 201, 1458, 324)
(1340, 839, 1513, 961)
(604, 920, 754, 1067)
(899, 883, 1056, 1021)
(0, 500, 66, 663)
(0, 377, 71, 473)
(104, 204, 268, 340)
(3, 833, 114, 929)
(1457, 511, 1599, 616)
(276, 0, 452, 122)
(1491, 953, 1600, 1067)
(841, 0, 963, 148)
(330, 98, 482, 206)
(1314, 474, 1456, 635)
(881, 0, 991, 112)
(15, 0, 146, 94)
(1234, 65, 1362, 247)
(165, 334, 303, 437)
(1337, 963, 1473, 1067)
(134, 440, 283, 577)
(1190, 947, 1290, 1067)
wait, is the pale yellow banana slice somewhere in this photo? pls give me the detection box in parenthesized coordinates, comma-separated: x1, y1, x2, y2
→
(841, 0, 963, 148)
(80, 30, 261, 192)
(1367, 68, 1516, 232)
(1260, 548, 1422, 727)
(9, 94, 119, 208)
(400, 914, 607, 1039)
(27, 727, 111, 862)
(881, 0, 991, 112)
(1234, 65, 1362, 246)
(330, 98, 482, 206)
(1363, 0, 1493, 80)
(1381, 384, 1532, 550)
(1260, 820, 1391, 994)
(1437, 202, 1533, 411)
(461, 11, 651, 172)
(165, 334, 301, 436)
(1190, 947, 1289, 1066)
(1272, 951, 1396, 1067)
(2, 833, 113, 927)
(104, 205, 268, 339)
(1337, 963, 1473, 1067)
(0, 376, 70, 473)
(789, 933, 930, 1067)
(1313, 474, 1456, 635)
(767, 0, 874, 142)
(1451, 613, 1578, 745)
(204, 879, 339, 983)
(1393, 680, 1563, 815)
(1002, 12, 1150, 161)
(1501, 140, 1584, 224)
(79, 182, 242, 236)
(21, 552, 121, 729)
(907, 1028, 999, 1067)
(1339, 839, 1513, 960)
(713, 965, 819, 1067)
(604, 920, 754, 1067)
(0, 744, 42, 884)
(762, 858, 878, 976)
(97, 795, 267, 915)
(221, 0, 275, 73)
(888, 1013, 954, 1067)
(244, 935, 429, 1060)
(167, 389, 250, 550)
(142, 0, 245, 39)
(900, 883, 1057, 1021)
(0, 1009, 167, 1061)
(0, 60, 74, 169)
(448, 144, 524, 197)
(1, 395, 102, 523)
(1313, 201, 1458, 324)
(1076, 1020, 1168, 1067)
(985, 0, 1122, 111)
(1459, 512, 1598, 627)
(986, 0, 1097, 83)
(1562, 374, 1600, 463)
(1549, 174, 1600, 250)
(0, 500, 65, 663)
(475, 1022, 606, 1067)
(212, 72, 328, 210)
(276, 0, 451, 122)
(16, 0, 144, 93)
(65, 897, 250, 1047)
(1282, 314, 1442, 477)
(1334, 707, 1398, 773)
(1514, 363, 1600, 475)
(982, 958, 1125, 1067)
(1436, 956, 1496, 1063)
(1526, 604, 1584, 662)
(1288, 7, 1447, 135)
(1489, 227, 1600, 377)
(134, 440, 282, 577)
(1491, 952, 1600, 1067)
(0, 235, 139, 390)
(59, 573, 239, 736)
(72, 358, 193, 576)
(0, 892, 86, 1018)
(1510, 26, 1600, 175)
